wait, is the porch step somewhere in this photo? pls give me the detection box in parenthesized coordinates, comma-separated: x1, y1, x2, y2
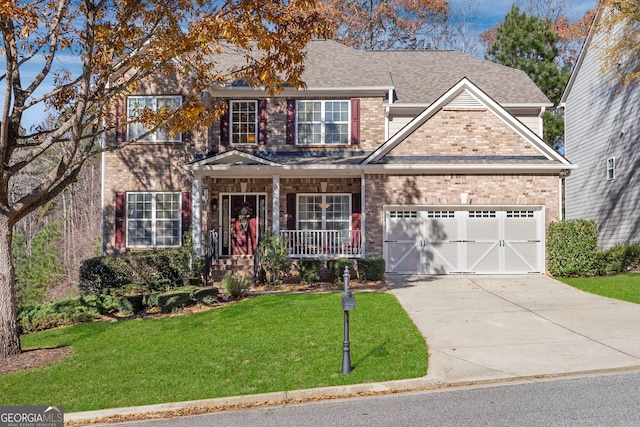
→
(207, 256, 256, 284)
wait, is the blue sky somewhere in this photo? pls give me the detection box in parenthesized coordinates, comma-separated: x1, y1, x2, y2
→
(475, 0, 598, 31)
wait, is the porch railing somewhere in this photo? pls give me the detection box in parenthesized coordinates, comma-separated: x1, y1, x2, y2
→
(279, 229, 363, 258)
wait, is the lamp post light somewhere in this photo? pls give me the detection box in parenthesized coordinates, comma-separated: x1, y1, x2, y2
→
(341, 265, 355, 374)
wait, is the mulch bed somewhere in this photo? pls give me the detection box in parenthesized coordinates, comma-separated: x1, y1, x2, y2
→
(1, 347, 74, 376)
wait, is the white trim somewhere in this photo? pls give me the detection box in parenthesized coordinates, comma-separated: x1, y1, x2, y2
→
(361, 175, 366, 258)
(607, 156, 616, 180)
(272, 175, 280, 234)
(192, 176, 202, 256)
(186, 150, 280, 168)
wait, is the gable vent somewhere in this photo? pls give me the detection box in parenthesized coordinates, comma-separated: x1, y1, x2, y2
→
(445, 90, 484, 109)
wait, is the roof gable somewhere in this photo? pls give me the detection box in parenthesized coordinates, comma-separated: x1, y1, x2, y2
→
(363, 78, 570, 165)
(186, 150, 280, 168)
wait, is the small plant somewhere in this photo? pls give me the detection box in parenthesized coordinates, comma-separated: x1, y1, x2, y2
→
(357, 258, 386, 281)
(299, 259, 321, 283)
(327, 259, 352, 283)
(257, 231, 292, 286)
(222, 273, 251, 298)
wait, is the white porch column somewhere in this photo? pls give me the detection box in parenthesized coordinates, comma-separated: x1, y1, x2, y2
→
(272, 175, 280, 234)
(191, 175, 203, 256)
(361, 174, 366, 258)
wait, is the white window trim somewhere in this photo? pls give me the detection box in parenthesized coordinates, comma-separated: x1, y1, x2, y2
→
(127, 96, 183, 143)
(295, 100, 351, 146)
(296, 193, 352, 230)
(607, 156, 616, 180)
(126, 192, 182, 248)
(230, 100, 258, 145)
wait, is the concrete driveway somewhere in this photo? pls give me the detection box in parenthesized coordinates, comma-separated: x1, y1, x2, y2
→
(387, 275, 640, 384)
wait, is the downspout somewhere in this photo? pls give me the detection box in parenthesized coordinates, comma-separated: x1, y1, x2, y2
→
(361, 174, 365, 258)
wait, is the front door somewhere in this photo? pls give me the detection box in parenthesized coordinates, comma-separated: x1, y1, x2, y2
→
(221, 194, 267, 256)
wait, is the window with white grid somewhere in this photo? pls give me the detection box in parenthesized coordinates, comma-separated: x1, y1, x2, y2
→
(127, 192, 181, 247)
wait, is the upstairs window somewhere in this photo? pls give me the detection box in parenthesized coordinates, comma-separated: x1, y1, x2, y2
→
(607, 157, 616, 180)
(230, 100, 257, 144)
(127, 96, 182, 142)
(296, 100, 350, 145)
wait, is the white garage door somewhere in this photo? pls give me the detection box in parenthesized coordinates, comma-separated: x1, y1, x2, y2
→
(384, 207, 543, 274)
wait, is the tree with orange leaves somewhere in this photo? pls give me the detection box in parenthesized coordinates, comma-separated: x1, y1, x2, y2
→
(323, 0, 448, 50)
(0, 0, 330, 359)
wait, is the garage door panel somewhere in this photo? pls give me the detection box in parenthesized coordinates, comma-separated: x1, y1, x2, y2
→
(467, 211, 499, 240)
(424, 242, 459, 274)
(386, 211, 422, 241)
(386, 242, 421, 273)
(505, 242, 539, 272)
(466, 242, 500, 273)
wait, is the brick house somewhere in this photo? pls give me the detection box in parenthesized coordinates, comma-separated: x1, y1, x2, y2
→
(102, 40, 573, 276)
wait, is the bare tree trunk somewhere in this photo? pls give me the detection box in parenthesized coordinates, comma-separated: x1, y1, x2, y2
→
(0, 213, 20, 358)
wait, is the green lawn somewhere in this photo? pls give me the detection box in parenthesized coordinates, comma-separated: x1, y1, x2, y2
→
(557, 272, 640, 304)
(1, 292, 427, 413)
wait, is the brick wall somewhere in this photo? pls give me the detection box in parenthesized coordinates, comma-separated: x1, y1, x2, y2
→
(387, 108, 542, 157)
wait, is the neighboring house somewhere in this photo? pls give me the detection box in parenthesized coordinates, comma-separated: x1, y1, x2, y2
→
(561, 9, 639, 248)
(102, 39, 573, 276)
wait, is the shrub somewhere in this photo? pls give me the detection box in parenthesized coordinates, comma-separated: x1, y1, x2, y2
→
(117, 295, 145, 316)
(596, 244, 640, 275)
(357, 258, 386, 281)
(547, 220, 599, 276)
(193, 287, 219, 305)
(298, 260, 321, 283)
(115, 283, 151, 297)
(145, 292, 161, 308)
(158, 291, 194, 313)
(257, 231, 292, 285)
(149, 279, 171, 292)
(79, 248, 198, 295)
(17, 294, 119, 333)
(222, 273, 251, 298)
(327, 259, 352, 283)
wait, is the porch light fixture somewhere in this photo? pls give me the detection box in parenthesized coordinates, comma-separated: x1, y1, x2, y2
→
(211, 198, 218, 211)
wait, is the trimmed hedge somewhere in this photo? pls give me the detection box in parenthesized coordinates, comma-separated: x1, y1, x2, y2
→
(357, 258, 386, 281)
(17, 294, 119, 333)
(548, 220, 599, 276)
(548, 219, 640, 277)
(158, 291, 194, 313)
(79, 250, 198, 295)
(118, 295, 145, 316)
(193, 287, 219, 305)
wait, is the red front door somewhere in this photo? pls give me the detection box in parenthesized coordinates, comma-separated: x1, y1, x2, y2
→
(230, 195, 257, 255)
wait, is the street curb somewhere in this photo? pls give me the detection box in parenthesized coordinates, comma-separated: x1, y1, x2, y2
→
(64, 375, 445, 425)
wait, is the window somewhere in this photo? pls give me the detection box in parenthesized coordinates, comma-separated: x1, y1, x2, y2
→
(298, 194, 351, 231)
(230, 101, 257, 144)
(127, 96, 182, 142)
(297, 100, 349, 145)
(607, 157, 616, 180)
(126, 192, 181, 247)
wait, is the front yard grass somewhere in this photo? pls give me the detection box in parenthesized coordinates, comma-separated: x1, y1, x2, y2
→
(0, 292, 427, 413)
(557, 273, 640, 304)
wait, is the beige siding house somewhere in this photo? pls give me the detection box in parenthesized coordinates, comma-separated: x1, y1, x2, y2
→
(102, 40, 573, 277)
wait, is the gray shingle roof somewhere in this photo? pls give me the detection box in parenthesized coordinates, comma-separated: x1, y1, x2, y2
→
(365, 50, 551, 105)
(210, 40, 550, 105)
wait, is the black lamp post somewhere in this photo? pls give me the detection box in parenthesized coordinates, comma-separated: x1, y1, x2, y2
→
(341, 266, 355, 374)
